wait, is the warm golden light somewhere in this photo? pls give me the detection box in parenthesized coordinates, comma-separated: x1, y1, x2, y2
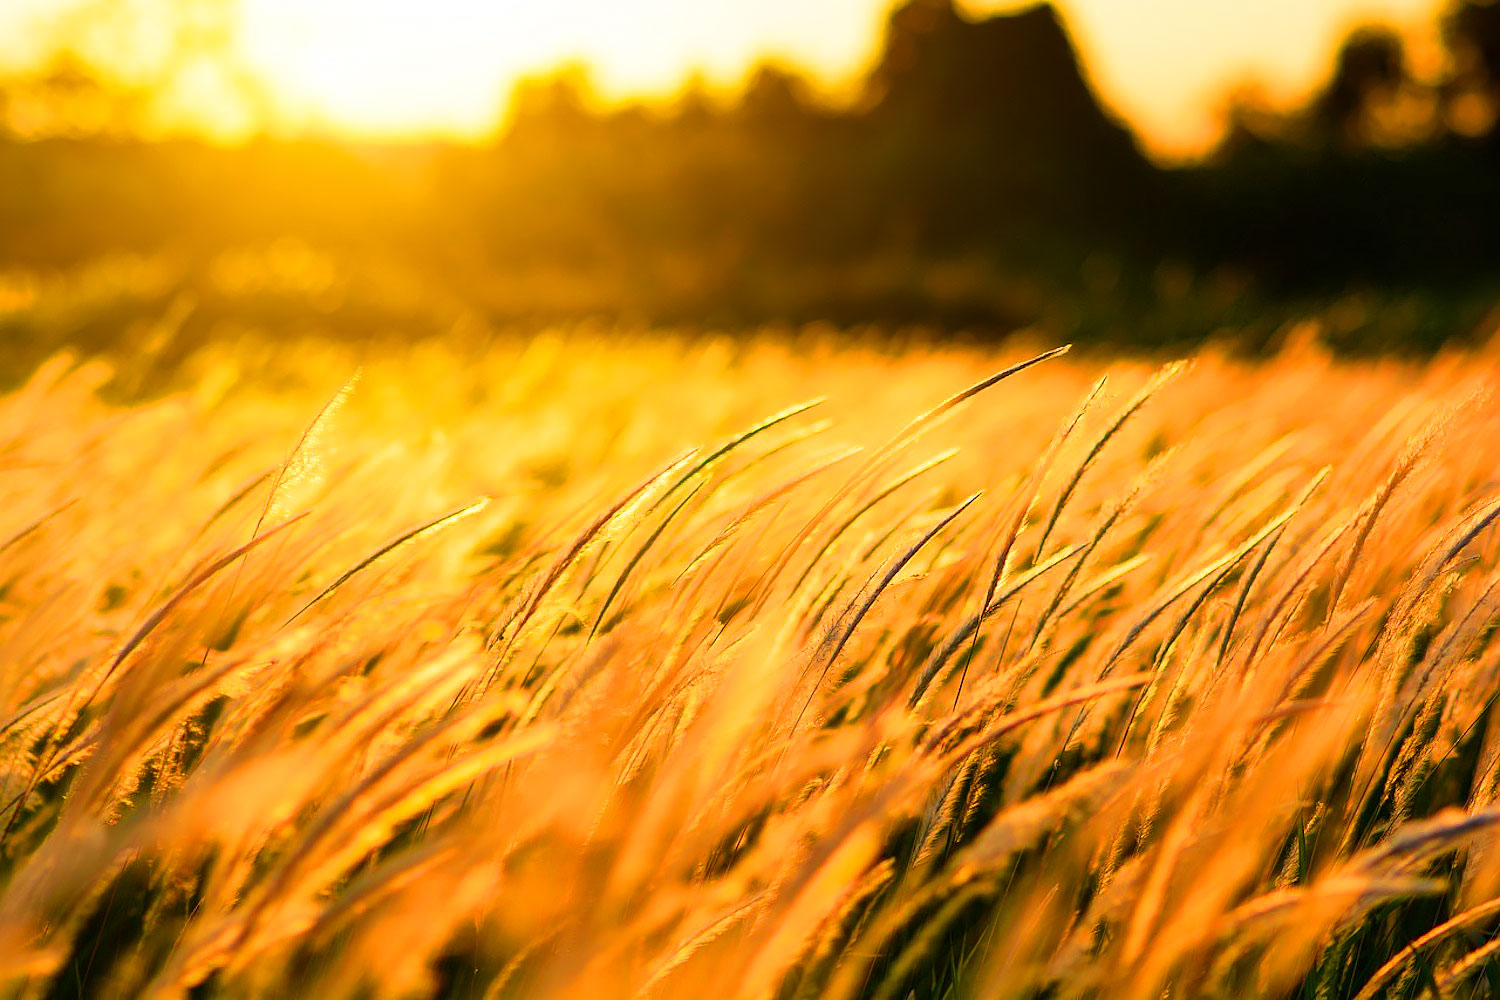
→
(1048, 0, 1445, 156)
(4, 0, 1500, 991)
(230, 0, 1456, 153)
(235, 0, 885, 138)
(0, 0, 1451, 152)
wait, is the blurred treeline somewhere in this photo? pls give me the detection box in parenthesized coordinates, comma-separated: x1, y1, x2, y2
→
(3, 0, 1500, 361)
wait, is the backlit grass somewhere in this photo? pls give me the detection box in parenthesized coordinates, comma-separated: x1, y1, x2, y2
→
(0, 332, 1498, 998)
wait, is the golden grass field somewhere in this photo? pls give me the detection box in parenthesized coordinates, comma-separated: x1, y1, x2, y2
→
(3, 331, 1500, 998)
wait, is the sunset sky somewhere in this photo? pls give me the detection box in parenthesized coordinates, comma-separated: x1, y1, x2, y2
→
(1, 0, 1450, 157)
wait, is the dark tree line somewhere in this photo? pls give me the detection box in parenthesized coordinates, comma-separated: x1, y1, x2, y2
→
(1191, 1, 1500, 294)
(2, 0, 1500, 341)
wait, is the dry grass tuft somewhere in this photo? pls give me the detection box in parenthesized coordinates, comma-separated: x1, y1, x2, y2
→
(0, 333, 1497, 998)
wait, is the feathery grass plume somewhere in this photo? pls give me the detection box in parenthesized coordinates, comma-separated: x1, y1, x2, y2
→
(1343, 494, 1500, 835)
(673, 457, 842, 593)
(1025, 373, 1108, 558)
(854, 346, 1071, 491)
(645, 446, 860, 626)
(910, 766, 972, 875)
(920, 672, 1152, 761)
(1322, 395, 1471, 624)
(591, 481, 710, 641)
(948, 376, 1107, 711)
(1214, 522, 1287, 670)
(761, 347, 1068, 612)
(4, 336, 1500, 1000)
(258, 368, 360, 531)
(736, 822, 884, 999)
(1352, 887, 1500, 999)
(1437, 934, 1500, 996)
(789, 491, 983, 737)
(1094, 474, 1324, 681)
(633, 890, 775, 998)
(1232, 495, 1353, 671)
(161, 721, 557, 991)
(1393, 495, 1500, 633)
(783, 447, 958, 607)
(1181, 432, 1298, 549)
(1054, 552, 1154, 621)
(1116, 696, 1373, 998)
(778, 858, 895, 1000)
(0, 512, 309, 843)
(481, 447, 699, 680)
(908, 543, 1082, 709)
(0, 688, 68, 744)
(1346, 804, 1500, 874)
(1025, 457, 1162, 656)
(1210, 809, 1500, 996)
(103, 511, 312, 691)
(45, 646, 274, 821)
(1381, 573, 1500, 804)
(828, 762, 1129, 1000)
(1034, 360, 1185, 556)
(1256, 598, 1375, 717)
(1204, 875, 1448, 996)
(652, 398, 826, 516)
(284, 496, 491, 626)
(580, 399, 829, 623)
(189, 371, 358, 683)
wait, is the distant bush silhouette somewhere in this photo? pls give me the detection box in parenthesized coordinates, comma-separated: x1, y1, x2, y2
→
(1311, 27, 1410, 147)
(0, 0, 1499, 350)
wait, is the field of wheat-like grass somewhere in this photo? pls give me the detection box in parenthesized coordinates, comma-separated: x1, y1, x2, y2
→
(1, 333, 1500, 999)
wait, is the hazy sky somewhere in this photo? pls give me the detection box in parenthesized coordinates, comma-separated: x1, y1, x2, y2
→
(2, 0, 1449, 157)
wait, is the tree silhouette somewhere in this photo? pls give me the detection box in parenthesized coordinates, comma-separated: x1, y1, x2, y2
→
(1444, 0, 1500, 137)
(1312, 27, 1409, 148)
(738, 64, 814, 127)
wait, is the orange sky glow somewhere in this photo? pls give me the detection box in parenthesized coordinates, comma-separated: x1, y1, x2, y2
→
(0, 0, 1451, 158)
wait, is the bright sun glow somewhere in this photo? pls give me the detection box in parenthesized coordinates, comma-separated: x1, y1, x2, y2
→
(236, 0, 884, 138)
(238, 0, 1452, 153)
(0, 0, 1453, 153)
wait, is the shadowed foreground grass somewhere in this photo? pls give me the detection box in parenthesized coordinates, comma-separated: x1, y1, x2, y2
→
(1, 333, 1500, 998)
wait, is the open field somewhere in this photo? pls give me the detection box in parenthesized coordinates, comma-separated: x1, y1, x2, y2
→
(2, 332, 1500, 998)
